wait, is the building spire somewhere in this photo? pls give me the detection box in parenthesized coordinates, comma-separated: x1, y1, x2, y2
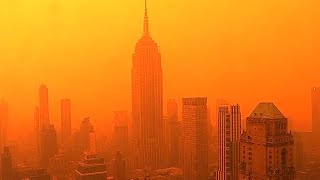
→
(143, 0, 150, 37)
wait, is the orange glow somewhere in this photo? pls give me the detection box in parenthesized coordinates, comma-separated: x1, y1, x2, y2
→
(0, 0, 320, 140)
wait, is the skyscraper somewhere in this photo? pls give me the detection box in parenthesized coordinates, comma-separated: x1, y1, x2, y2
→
(182, 97, 208, 180)
(34, 106, 40, 155)
(312, 87, 320, 133)
(39, 84, 50, 129)
(0, 100, 8, 153)
(216, 104, 241, 180)
(167, 99, 181, 167)
(131, 0, 165, 169)
(61, 99, 71, 146)
(40, 125, 58, 168)
(240, 102, 295, 180)
(113, 111, 129, 157)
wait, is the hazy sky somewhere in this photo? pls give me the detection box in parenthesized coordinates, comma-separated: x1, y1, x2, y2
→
(0, 0, 320, 139)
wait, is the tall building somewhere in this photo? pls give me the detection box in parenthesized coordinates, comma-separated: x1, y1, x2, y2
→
(112, 151, 126, 180)
(0, 100, 8, 154)
(1, 147, 13, 180)
(131, 1, 165, 169)
(240, 102, 295, 180)
(182, 97, 208, 180)
(61, 99, 71, 146)
(113, 111, 129, 157)
(293, 132, 304, 172)
(216, 104, 241, 180)
(167, 99, 181, 167)
(40, 125, 58, 168)
(39, 84, 50, 129)
(312, 87, 320, 133)
(79, 117, 94, 153)
(34, 106, 40, 156)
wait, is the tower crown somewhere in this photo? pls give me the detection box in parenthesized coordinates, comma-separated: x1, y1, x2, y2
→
(143, 0, 150, 37)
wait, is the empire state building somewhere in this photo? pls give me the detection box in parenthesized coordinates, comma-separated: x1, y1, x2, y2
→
(131, 1, 165, 169)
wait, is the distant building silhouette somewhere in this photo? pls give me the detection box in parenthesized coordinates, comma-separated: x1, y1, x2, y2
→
(40, 125, 58, 168)
(0, 100, 8, 154)
(61, 99, 71, 146)
(293, 132, 304, 172)
(182, 97, 208, 180)
(312, 87, 320, 133)
(167, 99, 181, 168)
(240, 102, 295, 179)
(39, 84, 50, 129)
(112, 151, 126, 180)
(113, 111, 129, 157)
(34, 106, 40, 156)
(79, 117, 94, 153)
(216, 104, 241, 180)
(1, 147, 13, 180)
(131, 0, 165, 169)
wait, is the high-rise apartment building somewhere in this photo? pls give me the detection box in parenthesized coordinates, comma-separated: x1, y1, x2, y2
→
(239, 102, 295, 180)
(217, 104, 241, 180)
(131, 1, 165, 169)
(182, 97, 208, 180)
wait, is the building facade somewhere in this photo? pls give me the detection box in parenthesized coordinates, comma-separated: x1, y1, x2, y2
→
(167, 99, 181, 168)
(39, 84, 50, 129)
(240, 102, 295, 180)
(217, 104, 241, 180)
(131, 1, 165, 169)
(0, 100, 8, 154)
(61, 99, 71, 146)
(182, 97, 208, 180)
(40, 124, 58, 168)
(312, 87, 320, 133)
(113, 111, 129, 157)
(1, 147, 13, 180)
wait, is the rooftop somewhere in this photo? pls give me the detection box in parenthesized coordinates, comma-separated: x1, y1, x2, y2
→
(249, 102, 285, 119)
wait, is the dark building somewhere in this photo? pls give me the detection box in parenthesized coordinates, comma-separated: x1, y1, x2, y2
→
(1, 147, 13, 180)
(79, 117, 94, 153)
(40, 125, 57, 168)
(167, 99, 181, 168)
(112, 151, 126, 180)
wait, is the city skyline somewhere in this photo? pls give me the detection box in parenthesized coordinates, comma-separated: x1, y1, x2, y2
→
(1, 1, 320, 179)
(0, 0, 319, 138)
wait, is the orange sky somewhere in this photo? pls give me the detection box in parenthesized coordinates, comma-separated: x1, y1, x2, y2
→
(0, 0, 320, 139)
